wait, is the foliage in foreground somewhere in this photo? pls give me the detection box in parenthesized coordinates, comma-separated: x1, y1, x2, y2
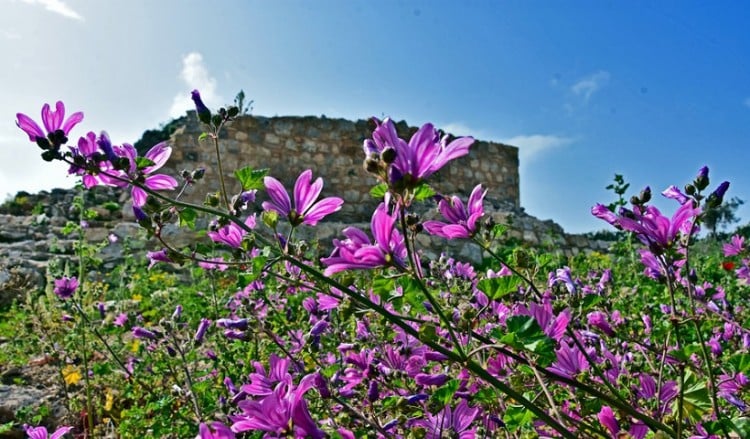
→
(2, 93, 749, 438)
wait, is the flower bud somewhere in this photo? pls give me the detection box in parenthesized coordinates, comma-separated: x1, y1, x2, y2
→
(380, 147, 397, 164)
(706, 181, 730, 208)
(191, 168, 206, 181)
(694, 166, 710, 191)
(194, 318, 211, 344)
(191, 90, 212, 125)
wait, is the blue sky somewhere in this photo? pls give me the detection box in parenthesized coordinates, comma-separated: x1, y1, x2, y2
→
(2, 0, 749, 233)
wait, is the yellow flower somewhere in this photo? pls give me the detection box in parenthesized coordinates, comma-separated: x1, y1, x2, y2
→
(62, 365, 82, 385)
(104, 389, 114, 411)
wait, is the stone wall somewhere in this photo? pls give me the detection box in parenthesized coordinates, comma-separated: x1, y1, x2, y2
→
(164, 112, 520, 222)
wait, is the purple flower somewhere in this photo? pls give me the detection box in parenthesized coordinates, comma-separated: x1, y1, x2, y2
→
(53, 276, 78, 300)
(662, 185, 689, 204)
(415, 373, 449, 386)
(194, 318, 211, 344)
(207, 215, 256, 248)
(198, 422, 235, 439)
(587, 311, 615, 337)
(412, 400, 478, 439)
(547, 344, 589, 379)
(597, 406, 620, 437)
(23, 425, 73, 439)
(321, 203, 407, 275)
(132, 326, 158, 340)
(16, 101, 83, 143)
(147, 249, 173, 269)
(365, 117, 474, 184)
(591, 203, 618, 226)
(113, 313, 128, 327)
(198, 257, 229, 271)
(231, 374, 325, 438)
(263, 170, 343, 226)
(108, 142, 178, 207)
(724, 235, 745, 257)
(423, 184, 487, 239)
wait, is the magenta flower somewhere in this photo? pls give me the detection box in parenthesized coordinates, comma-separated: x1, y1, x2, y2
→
(53, 276, 78, 300)
(231, 374, 324, 438)
(723, 235, 745, 257)
(23, 425, 73, 439)
(365, 117, 474, 184)
(197, 422, 235, 439)
(662, 185, 689, 204)
(263, 170, 343, 226)
(597, 406, 620, 437)
(207, 215, 256, 248)
(105, 141, 178, 207)
(321, 203, 407, 275)
(16, 101, 83, 143)
(412, 400, 478, 439)
(423, 184, 487, 239)
(147, 248, 173, 269)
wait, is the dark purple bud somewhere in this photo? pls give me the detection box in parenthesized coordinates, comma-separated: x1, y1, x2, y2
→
(96, 131, 118, 161)
(230, 390, 248, 405)
(97, 302, 106, 319)
(191, 168, 206, 181)
(166, 345, 177, 357)
(383, 419, 399, 431)
(224, 377, 238, 394)
(415, 373, 449, 386)
(191, 90, 211, 122)
(695, 166, 710, 190)
(132, 326, 157, 340)
(707, 181, 730, 208)
(62, 314, 74, 322)
(205, 350, 217, 360)
(194, 318, 211, 344)
(310, 320, 330, 337)
(133, 206, 149, 222)
(405, 393, 429, 403)
(172, 305, 183, 320)
(216, 318, 249, 331)
(367, 381, 379, 402)
(314, 372, 331, 398)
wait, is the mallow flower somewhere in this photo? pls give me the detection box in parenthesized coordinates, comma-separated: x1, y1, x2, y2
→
(109, 141, 179, 207)
(53, 276, 78, 300)
(364, 117, 474, 185)
(23, 425, 73, 439)
(263, 170, 343, 226)
(321, 203, 407, 275)
(207, 215, 257, 248)
(16, 101, 83, 144)
(423, 184, 487, 239)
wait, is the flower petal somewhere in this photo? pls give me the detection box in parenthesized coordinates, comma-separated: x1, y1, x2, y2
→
(263, 176, 292, 215)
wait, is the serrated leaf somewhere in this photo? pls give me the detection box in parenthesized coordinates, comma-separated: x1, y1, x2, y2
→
(235, 166, 269, 191)
(501, 315, 556, 366)
(413, 182, 435, 201)
(477, 276, 522, 300)
(370, 183, 388, 199)
(178, 208, 197, 229)
(729, 353, 750, 373)
(430, 379, 460, 407)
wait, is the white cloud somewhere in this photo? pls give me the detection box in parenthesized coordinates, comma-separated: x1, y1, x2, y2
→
(500, 134, 573, 164)
(168, 52, 223, 119)
(571, 70, 610, 101)
(21, 0, 84, 21)
(441, 122, 485, 138)
(744, 97, 750, 108)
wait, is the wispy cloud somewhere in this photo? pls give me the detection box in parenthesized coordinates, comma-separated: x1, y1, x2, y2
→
(169, 52, 223, 119)
(21, 0, 84, 21)
(500, 134, 573, 164)
(571, 70, 610, 102)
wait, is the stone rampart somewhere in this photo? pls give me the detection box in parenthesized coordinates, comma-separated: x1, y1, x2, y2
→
(164, 112, 520, 222)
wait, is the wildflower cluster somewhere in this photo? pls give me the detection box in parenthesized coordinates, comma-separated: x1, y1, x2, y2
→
(10, 94, 750, 439)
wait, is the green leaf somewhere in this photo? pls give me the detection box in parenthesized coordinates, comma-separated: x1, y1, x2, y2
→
(372, 276, 396, 300)
(729, 353, 750, 373)
(135, 157, 155, 170)
(503, 405, 536, 432)
(675, 370, 711, 423)
(370, 183, 388, 199)
(178, 208, 197, 229)
(198, 132, 209, 141)
(235, 166, 269, 191)
(500, 315, 556, 366)
(581, 294, 603, 310)
(477, 276, 522, 300)
(492, 224, 507, 238)
(412, 182, 436, 201)
(430, 379, 460, 407)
